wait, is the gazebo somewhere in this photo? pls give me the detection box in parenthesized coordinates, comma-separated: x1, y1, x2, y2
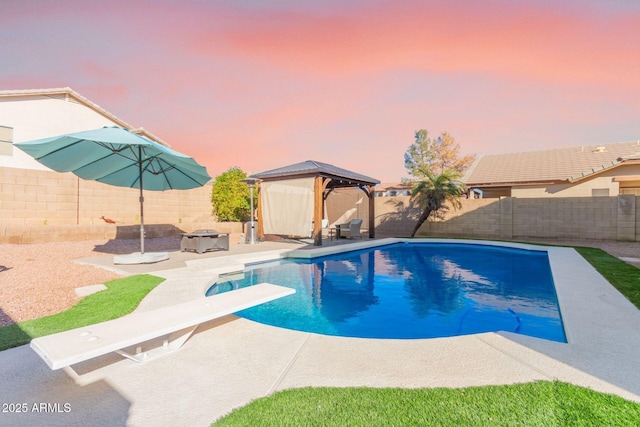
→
(250, 160, 380, 246)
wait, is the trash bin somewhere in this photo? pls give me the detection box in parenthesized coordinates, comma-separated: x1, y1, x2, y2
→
(246, 220, 258, 244)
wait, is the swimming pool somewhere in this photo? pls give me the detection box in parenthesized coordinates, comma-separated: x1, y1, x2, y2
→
(206, 242, 567, 342)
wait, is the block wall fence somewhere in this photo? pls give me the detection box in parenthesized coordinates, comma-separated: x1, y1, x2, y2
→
(0, 167, 244, 244)
(3, 167, 640, 244)
(376, 195, 640, 242)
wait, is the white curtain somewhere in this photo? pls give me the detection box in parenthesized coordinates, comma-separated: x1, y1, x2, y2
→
(261, 177, 315, 237)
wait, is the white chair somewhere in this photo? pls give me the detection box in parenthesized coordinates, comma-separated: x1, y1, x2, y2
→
(337, 219, 363, 239)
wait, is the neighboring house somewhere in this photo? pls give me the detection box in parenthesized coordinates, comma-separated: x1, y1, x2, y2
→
(464, 141, 640, 198)
(0, 87, 169, 170)
(0, 88, 216, 243)
(374, 182, 412, 197)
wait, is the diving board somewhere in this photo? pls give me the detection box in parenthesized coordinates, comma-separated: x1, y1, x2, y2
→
(30, 283, 295, 370)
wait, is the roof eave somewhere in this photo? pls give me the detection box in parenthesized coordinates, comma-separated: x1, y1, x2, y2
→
(254, 171, 378, 187)
(566, 159, 640, 183)
(466, 180, 565, 188)
(0, 87, 170, 147)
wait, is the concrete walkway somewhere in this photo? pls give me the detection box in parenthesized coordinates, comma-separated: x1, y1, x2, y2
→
(2, 239, 640, 426)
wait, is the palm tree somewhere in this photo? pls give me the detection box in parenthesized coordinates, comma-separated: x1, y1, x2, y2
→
(410, 169, 466, 237)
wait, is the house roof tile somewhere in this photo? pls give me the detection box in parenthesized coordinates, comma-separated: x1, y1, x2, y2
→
(465, 141, 640, 186)
(375, 182, 412, 191)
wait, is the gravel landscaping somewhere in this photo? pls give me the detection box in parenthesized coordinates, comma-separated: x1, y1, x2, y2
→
(0, 237, 180, 327)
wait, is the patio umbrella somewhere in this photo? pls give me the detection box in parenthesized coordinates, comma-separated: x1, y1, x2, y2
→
(16, 126, 211, 254)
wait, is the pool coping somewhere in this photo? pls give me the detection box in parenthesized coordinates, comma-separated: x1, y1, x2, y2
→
(2, 238, 640, 426)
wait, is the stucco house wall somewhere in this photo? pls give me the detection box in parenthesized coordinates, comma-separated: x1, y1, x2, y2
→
(0, 93, 124, 170)
(511, 176, 618, 198)
(509, 164, 640, 198)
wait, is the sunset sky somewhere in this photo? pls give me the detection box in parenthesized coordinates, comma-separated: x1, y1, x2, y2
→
(2, 0, 640, 183)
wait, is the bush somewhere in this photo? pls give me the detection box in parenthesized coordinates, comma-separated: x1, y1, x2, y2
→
(211, 167, 252, 222)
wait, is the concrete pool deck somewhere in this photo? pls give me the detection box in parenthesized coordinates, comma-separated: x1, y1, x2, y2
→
(1, 238, 640, 426)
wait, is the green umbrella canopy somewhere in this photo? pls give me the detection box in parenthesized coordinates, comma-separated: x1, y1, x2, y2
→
(15, 126, 210, 190)
(16, 126, 211, 254)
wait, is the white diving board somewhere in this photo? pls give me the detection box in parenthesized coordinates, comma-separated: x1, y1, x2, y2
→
(30, 283, 295, 371)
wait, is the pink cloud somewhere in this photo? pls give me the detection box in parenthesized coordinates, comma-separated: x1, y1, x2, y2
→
(79, 62, 120, 81)
(74, 83, 129, 108)
(4, 0, 640, 184)
(188, 1, 640, 89)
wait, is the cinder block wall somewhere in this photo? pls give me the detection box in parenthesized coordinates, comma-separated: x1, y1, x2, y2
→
(412, 198, 502, 239)
(0, 167, 244, 244)
(402, 195, 639, 242)
(325, 189, 371, 230)
(512, 197, 618, 240)
(374, 196, 421, 237)
(5, 166, 640, 244)
(332, 194, 639, 242)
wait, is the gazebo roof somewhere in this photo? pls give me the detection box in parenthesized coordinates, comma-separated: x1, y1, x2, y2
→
(251, 160, 379, 188)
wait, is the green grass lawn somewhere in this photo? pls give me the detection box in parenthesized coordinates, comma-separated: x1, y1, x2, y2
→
(212, 381, 640, 426)
(0, 274, 164, 351)
(574, 246, 640, 309)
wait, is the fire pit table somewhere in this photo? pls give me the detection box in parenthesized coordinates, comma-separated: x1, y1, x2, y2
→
(180, 230, 229, 254)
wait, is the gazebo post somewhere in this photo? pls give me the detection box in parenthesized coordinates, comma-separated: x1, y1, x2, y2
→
(368, 184, 375, 238)
(256, 182, 265, 241)
(313, 176, 323, 246)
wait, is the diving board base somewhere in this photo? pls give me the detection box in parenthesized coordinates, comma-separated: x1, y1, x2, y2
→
(114, 325, 198, 364)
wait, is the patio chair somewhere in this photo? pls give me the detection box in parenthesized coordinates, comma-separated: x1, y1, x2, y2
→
(337, 219, 363, 239)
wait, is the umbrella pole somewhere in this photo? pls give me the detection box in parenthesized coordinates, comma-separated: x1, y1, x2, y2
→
(138, 148, 145, 254)
(139, 186, 145, 254)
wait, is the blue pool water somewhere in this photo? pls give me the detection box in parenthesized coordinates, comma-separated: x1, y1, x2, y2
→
(206, 243, 567, 342)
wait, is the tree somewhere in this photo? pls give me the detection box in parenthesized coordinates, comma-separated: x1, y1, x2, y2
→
(408, 169, 466, 237)
(405, 130, 472, 237)
(404, 130, 475, 177)
(211, 167, 253, 222)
